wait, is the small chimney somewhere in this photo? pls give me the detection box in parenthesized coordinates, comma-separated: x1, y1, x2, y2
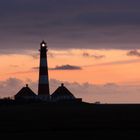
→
(61, 83, 64, 87)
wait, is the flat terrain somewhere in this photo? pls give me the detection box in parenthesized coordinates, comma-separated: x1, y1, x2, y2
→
(1, 102, 140, 138)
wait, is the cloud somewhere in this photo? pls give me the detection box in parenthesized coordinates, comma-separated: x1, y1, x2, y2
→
(0, 78, 38, 98)
(32, 64, 82, 71)
(33, 58, 140, 71)
(48, 52, 55, 58)
(83, 52, 105, 59)
(32, 67, 39, 70)
(127, 50, 140, 57)
(53, 80, 140, 103)
(30, 52, 58, 59)
(104, 83, 118, 87)
(6, 70, 34, 75)
(10, 65, 19, 68)
(0, 78, 24, 97)
(84, 59, 140, 67)
(31, 53, 39, 59)
(50, 64, 82, 70)
(0, 78, 23, 88)
(1, 0, 140, 53)
(1, 77, 140, 103)
(97, 59, 140, 66)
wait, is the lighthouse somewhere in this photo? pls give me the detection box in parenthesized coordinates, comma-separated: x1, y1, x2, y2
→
(38, 41, 50, 99)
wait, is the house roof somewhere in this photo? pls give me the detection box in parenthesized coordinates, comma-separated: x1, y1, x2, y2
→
(51, 83, 75, 99)
(15, 84, 37, 98)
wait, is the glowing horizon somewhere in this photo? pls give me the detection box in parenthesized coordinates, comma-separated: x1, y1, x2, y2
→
(1, 48, 140, 85)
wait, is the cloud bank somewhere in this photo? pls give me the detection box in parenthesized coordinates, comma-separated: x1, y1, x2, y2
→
(1, 77, 140, 103)
(1, 0, 140, 54)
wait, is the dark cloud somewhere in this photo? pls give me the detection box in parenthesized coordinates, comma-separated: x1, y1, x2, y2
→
(83, 52, 105, 59)
(1, 0, 140, 53)
(127, 50, 140, 57)
(50, 65, 82, 70)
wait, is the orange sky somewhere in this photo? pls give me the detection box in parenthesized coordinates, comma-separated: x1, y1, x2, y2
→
(1, 49, 140, 86)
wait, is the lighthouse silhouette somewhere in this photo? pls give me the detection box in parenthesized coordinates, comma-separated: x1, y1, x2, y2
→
(38, 41, 50, 99)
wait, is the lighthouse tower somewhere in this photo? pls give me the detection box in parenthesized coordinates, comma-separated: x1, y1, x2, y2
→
(38, 41, 50, 99)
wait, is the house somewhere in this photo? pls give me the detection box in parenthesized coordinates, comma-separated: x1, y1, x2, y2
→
(51, 83, 82, 102)
(15, 84, 37, 101)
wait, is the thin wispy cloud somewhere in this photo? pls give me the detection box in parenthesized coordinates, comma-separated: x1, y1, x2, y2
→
(83, 59, 140, 67)
(32, 67, 38, 70)
(32, 59, 140, 70)
(31, 53, 39, 59)
(10, 65, 19, 68)
(82, 52, 105, 59)
(2, 70, 35, 76)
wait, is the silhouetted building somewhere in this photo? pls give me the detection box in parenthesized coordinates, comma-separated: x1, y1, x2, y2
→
(51, 83, 82, 102)
(14, 41, 82, 103)
(15, 84, 37, 100)
(38, 41, 50, 100)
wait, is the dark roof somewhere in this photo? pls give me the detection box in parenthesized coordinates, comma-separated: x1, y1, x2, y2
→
(15, 84, 37, 99)
(51, 83, 75, 100)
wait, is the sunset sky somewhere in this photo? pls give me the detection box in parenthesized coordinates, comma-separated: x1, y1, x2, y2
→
(1, 0, 140, 103)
